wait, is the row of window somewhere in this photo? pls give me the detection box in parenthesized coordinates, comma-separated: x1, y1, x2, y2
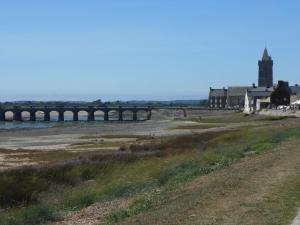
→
(210, 104, 224, 108)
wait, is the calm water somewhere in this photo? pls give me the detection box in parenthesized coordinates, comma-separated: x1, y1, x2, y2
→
(0, 114, 142, 129)
(0, 115, 90, 129)
(0, 122, 54, 129)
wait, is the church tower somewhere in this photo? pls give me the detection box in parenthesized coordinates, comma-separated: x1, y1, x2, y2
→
(258, 48, 273, 87)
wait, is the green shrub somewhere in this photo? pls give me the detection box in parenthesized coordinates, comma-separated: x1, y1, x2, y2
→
(63, 192, 97, 210)
(0, 160, 127, 208)
(106, 195, 154, 224)
(272, 127, 300, 143)
(0, 170, 48, 208)
(157, 160, 214, 186)
(202, 151, 231, 165)
(246, 142, 276, 153)
(0, 204, 58, 225)
(103, 182, 154, 200)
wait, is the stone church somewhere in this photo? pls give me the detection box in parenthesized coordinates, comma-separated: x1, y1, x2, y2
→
(258, 48, 273, 87)
(209, 48, 274, 109)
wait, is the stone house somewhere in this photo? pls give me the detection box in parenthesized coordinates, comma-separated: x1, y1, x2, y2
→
(226, 86, 251, 108)
(244, 87, 273, 113)
(208, 88, 227, 109)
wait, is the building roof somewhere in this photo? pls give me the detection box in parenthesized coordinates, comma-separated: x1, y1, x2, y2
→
(262, 48, 271, 61)
(247, 86, 273, 97)
(249, 86, 274, 92)
(227, 86, 251, 96)
(209, 88, 227, 97)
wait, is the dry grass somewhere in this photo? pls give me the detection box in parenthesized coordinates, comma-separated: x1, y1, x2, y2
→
(171, 123, 224, 130)
(79, 135, 153, 140)
(69, 142, 120, 150)
(176, 112, 296, 124)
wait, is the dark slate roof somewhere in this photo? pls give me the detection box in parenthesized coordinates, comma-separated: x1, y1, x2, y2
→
(290, 85, 300, 95)
(227, 86, 251, 97)
(262, 48, 272, 61)
(209, 89, 227, 97)
(247, 87, 273, 97)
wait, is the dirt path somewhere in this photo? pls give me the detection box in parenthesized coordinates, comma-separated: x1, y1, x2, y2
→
(119, 140, 300, 225)
(292, 213, 300, 225)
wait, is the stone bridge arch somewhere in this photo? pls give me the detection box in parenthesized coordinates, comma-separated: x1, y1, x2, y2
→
(21, 111, 31, 121)
(122, 110, 134, 121)
(0, 106, 152, 122)
(4, 110, 14, 121)
(35, 110, 46, 121)
(108, 109, 119, 121)
(136, 110, 149, 121)
(49, 110, 59, 121)
(94, 110, 105, 121)
(77, 110, 88, 121)
(63, 110, 74, 121)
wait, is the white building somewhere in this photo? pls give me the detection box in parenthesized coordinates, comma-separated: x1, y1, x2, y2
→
(244, 87, 273, 113)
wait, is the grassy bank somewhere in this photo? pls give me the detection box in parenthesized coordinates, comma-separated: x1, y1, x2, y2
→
(174, 112, 294, 124)
(1, 118, 300, 225)
(104, 124, 300, 224)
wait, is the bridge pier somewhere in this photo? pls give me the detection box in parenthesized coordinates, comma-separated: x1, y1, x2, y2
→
(0, 110, 5, 121)
(58, 111, 64, 122)
(104, 110, 109, 121)
(73, 111, 78, 121)
(133, 112, 137, 121)
(147, 111, 152, 120)
(133, 109, 137, 121)
(183, 109, 187, 117)
(13, 109, 22, 121)
(44, 111, 50, 121)
(30, 111, 36, 121)
(118, 107, 123, 121)
(145, 107, 152, 120)
(88, 111, 94, 121)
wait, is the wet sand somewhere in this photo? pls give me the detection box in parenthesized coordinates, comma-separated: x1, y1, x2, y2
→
(0, 109, 230, 150)
(0, 110, 235, 170)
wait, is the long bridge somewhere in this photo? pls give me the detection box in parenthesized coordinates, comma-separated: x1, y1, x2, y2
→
(0, 105, 236, 122)
(0, 106, 152, 122)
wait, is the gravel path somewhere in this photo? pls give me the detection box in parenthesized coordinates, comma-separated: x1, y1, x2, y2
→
(292, 212, 300, 225)
(46, 197, 133, 225)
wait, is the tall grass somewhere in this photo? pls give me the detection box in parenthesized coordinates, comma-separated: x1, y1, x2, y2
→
(0, 204, 59, 225)
(0, 153, 158, 208)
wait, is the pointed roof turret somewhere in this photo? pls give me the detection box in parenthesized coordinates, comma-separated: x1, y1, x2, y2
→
(262, 48, 271, 61)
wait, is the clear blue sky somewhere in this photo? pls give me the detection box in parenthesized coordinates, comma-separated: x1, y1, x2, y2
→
(0, 0, 299, 101)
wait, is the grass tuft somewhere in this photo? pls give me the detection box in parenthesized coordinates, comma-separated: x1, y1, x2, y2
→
(0, 204, 59, 225)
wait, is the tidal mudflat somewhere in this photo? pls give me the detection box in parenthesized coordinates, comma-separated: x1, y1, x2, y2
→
(0, 110, 228, 170)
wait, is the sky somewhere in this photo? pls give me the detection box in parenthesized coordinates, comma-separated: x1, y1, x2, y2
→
(0, 0, 300, 101)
